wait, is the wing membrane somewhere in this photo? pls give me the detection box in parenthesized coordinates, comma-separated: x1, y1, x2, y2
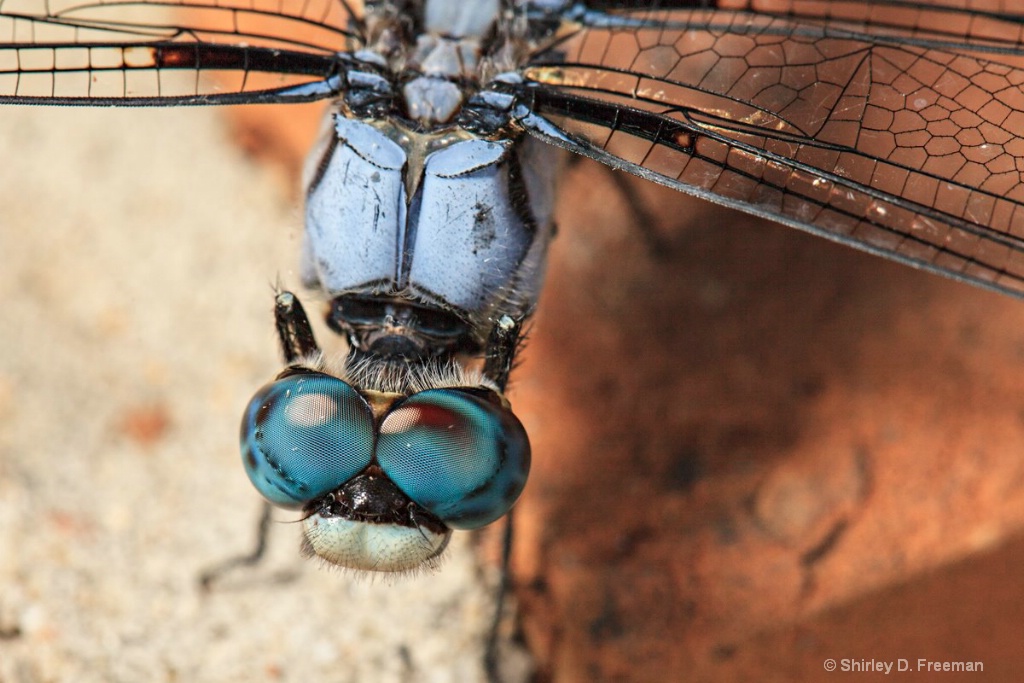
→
(0, 0, 360, 103)
(575, 1, 1024, 56)
(523, 2, 1024, 297)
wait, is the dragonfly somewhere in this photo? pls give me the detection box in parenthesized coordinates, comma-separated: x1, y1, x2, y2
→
(3, 0, 1024, 581)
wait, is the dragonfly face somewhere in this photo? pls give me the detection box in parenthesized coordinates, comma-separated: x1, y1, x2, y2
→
(4, 0, 1024, 574)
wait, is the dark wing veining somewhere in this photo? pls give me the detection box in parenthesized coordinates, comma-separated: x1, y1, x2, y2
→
(580, 0, 1024, 56)
(520, 1, 1024, 298)
(0, 0, 361, 104)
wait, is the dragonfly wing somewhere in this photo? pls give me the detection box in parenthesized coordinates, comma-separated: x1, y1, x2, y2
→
(0, 0, 359, 104)
(521, 2, 1024, 297)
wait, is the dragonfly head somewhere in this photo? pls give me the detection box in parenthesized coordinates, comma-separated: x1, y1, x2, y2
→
(239, 366, 530, 572)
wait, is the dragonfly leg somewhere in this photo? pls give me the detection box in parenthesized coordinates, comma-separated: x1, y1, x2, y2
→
(483, 510, 516, 683)
(198, 501, 274, 590)
(273, 289, 322, 363)
(481, 312, 529, 680)
(482, 314, 524, 392)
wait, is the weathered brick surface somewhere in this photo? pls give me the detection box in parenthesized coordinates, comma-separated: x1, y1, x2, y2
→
(513, 163, 1024, 682)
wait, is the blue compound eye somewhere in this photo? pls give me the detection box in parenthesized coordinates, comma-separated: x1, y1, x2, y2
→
(377, 388, 530, 529)
(241, 372, 375, 509)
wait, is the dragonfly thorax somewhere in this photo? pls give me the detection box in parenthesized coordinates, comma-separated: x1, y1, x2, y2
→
(355, 0, 505, 126)
(302, 110, 561, 361)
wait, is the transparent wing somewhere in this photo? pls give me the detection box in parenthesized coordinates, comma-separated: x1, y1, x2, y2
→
(576, 0, 1024, 55)
(0, 0, 362, 104)
(521, 1, 1024, 297)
